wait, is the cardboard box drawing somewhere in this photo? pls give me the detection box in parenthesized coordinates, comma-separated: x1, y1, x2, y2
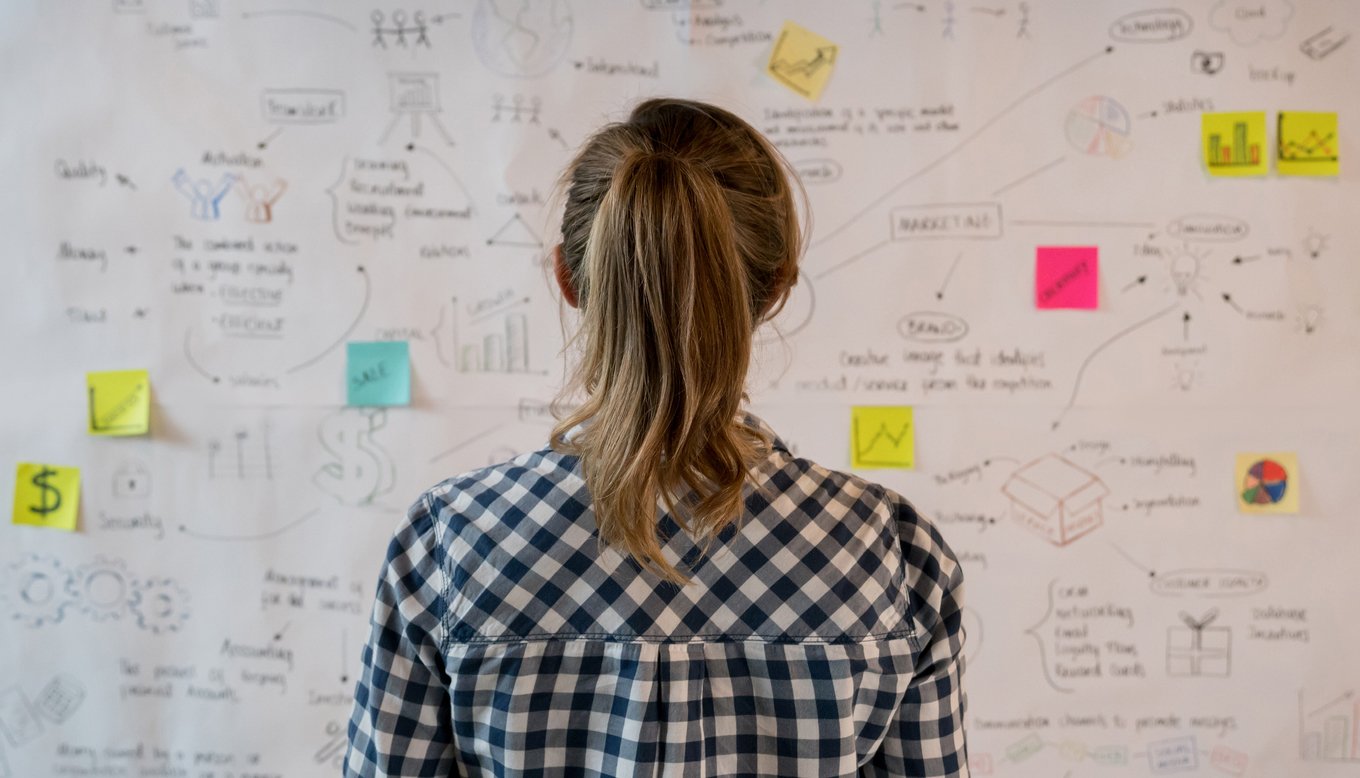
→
(1002, 454, 1110, 546)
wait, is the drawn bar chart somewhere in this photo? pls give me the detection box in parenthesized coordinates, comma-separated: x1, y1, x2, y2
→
(457, 313, 529, 373)
(1208, 121, 1260, 167)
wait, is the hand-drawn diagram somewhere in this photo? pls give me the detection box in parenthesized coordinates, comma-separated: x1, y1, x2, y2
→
(1166, 609, 1232, 677)
(1002, 455, 1109, 547)
(312, 408, 397, 506)
(172, 170, 235, 220)
(486, 213, 543, 248)
(1300, 689, 1360, 762)
(471, 0, 573, 78)
(371, 9, 431, 48)
(235, 177, 287, 223)
(0, 675, 86, 752)
(1191, 49, 1225, 74)
(1064, 96, 1132, 158)
(380, 72, 454, 146)
(3, 555, 188, 633)
(207, 424, 275, 480)
(111, 459, 152, 499)
(492, 93, 542, 123)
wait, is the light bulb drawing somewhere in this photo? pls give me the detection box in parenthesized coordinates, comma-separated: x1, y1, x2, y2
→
(1295, 304, 1323, 335)
(1171, 361, 1199, 392)
(1303, 228, 1329, 259)
(1164, 244, 1210, 299)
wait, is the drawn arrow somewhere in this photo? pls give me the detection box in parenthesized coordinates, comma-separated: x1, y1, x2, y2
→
(547, 127, 569, 150)
(179, 507, 320, 542)
(1307, 690, 1355, 718)
(1182, 311, 1191, 340)
(812, 45, 1115, 249)
(430, 13, 460, 23)
(1231, 254, 1261, 265)
(981, 456, 1019, 467)
(340, 628, 350, 684)
(896, 3, 926, 11)
(274, 622, 290, 641)
(124, 245, 138, 255)
(936, 253, 963, 300)
(182, 328, 222, 384)
(1138, 110, 1159, 119)
(970, 6, 1006, 16)
(240, 10, 357, 31)
(1222, 292, 1244, 314)
(1121, 275, 1148, 292)
(1052, 303, 1178, 430)
(1110, 544, 1157, 578)
(257, 126, 285, 150)
(115, 173, 137, 190)
(285, 266, 370, 374)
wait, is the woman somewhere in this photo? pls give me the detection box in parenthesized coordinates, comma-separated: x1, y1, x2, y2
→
(345, 97, 968, 777)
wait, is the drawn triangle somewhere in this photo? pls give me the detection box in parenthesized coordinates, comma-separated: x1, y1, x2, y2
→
(486, 213, 543, 248)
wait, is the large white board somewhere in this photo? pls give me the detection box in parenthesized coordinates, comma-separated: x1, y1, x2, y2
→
(2, 1, 1358, 775)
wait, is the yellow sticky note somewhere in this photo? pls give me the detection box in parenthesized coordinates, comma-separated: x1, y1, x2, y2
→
(1202, 112, 1268, 177)
(1278, 111, 1338, 176)
(851, 406, 915, 469)
(766, 20, 838, 101)
(87, 369, 150, 436)
(1234, 453, 1299, 514)
(12, 463, 81, 531)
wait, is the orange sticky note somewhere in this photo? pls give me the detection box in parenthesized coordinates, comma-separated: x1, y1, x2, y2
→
(1036, 246, 1099, 309)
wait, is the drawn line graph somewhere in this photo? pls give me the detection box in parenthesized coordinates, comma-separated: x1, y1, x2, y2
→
(1280, 131, 1337, 162)
(853, 418, 913, 466)
(770, 46, 836, 79)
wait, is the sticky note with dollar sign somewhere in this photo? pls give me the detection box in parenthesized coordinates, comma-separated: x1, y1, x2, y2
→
(87, 369, 151, 435)
(12, 463, 81, 531)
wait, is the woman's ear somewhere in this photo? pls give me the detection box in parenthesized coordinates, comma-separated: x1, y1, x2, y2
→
(553, 244, 579, 308)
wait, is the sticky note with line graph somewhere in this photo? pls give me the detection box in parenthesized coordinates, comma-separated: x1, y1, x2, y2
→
(1278, 111, 1338, 177)
(766, 20, 838, 101)
(87, 369, 151, 436)
(850, 406, 915, 469)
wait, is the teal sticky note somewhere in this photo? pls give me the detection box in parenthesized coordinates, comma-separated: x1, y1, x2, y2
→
(347, 341, 410, 406)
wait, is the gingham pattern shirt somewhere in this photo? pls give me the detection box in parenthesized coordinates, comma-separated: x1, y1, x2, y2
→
(345, 413, 967, 777)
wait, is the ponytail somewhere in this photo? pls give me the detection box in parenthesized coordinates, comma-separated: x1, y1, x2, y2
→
(552, 99, 802, 584)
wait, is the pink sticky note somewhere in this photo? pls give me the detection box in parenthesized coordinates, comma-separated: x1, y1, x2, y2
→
(1035, 246, 1099, 309)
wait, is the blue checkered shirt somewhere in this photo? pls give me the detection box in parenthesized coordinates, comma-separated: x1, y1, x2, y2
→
(345, 413, 968, 776)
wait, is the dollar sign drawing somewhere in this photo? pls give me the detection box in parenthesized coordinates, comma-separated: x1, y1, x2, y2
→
(29, 467, 63, 517)
(312, 409, 396, 506)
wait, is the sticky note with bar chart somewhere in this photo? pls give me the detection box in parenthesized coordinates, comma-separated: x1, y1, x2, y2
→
(1202, 112, 1268, 177)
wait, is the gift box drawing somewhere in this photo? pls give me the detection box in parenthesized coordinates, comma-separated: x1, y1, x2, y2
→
(1166, 609, 1232, 677)
(1002, 454, 1109, 547)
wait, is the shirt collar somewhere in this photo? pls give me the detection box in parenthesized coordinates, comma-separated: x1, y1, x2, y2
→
(558, 409, 791, 456)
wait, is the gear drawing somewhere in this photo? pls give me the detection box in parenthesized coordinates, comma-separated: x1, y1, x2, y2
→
(130, 578, 190, 634)
(67, 556, 133, 622)
(3, 554, 73, 628)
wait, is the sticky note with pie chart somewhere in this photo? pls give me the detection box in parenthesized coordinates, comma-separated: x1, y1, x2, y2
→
(1234, 453, 1299, 514)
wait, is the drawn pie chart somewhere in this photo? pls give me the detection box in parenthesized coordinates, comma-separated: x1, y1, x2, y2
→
(1065, 96, 1133, 158)
(1241, 458, 1288, 505)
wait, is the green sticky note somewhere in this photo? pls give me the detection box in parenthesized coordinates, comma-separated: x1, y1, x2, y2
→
(347, 341, 410, 406)
(850, 406, 915, 469)
(13, 463, 81, 531)
(87, 369, 151, 435)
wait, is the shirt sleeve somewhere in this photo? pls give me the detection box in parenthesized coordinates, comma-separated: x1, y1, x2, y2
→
(345, 493, 457, 777)
(864, 498, 969, 777)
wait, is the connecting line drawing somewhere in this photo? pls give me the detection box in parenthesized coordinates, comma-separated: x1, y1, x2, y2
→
(172, 170, 235, 220)
(286, 266, 371, 374)
(240, 9, 357, 31)
(1051, 303, 1178, 430)
(179, 507, 321, 542)
(235, 177, 287, 223)
(809, 45, 1115, 252)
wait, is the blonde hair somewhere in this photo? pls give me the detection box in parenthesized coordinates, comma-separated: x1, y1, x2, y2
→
(550, 98, 804, 584)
